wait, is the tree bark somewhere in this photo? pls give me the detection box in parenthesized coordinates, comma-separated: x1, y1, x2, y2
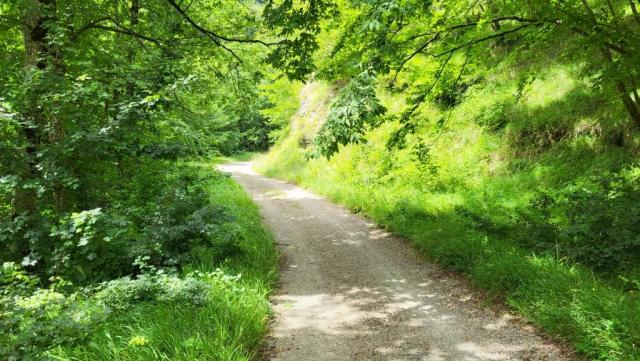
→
(126, 0, 139, 95)
(15, 0, 57, 214)
(581, 0, 640, 127)
(631, 0, 640, 25)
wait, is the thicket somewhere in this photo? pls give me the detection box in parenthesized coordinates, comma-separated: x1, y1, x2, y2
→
(1, 166, 277, 360)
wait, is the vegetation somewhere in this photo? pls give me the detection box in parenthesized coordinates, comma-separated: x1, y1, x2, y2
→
(2, 0, 640, 360)
(256, 1, 640, 360)
(0, 1, 284, 359)
(1, 165, 278, 360)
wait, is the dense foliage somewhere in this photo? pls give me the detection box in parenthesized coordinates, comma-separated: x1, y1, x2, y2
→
(1, 166, 277, 360)
(0, 0, 286, 281)
(313, 0, 640, 148)
(297, 0, 640, 274)
(0, 1, 285, 359)
(314, 69, 385, 157)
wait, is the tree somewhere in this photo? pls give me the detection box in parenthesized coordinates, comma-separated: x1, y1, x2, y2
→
(309, 0, 640, 147)
(0, 0, 280, 278)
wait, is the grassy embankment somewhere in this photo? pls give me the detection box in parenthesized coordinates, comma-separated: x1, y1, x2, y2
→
(255, 66, 640, 360)
(52, 164, 277, 361)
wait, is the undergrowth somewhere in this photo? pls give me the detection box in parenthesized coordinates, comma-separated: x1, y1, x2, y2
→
(1, 164, 277, 361)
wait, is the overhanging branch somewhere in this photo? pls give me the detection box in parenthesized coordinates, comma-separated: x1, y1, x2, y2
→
(433, 24, 535, 58)
(164, 0, 280, 62)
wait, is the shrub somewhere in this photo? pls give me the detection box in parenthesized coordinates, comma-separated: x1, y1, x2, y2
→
(1, 166, 245, 285)
(0, 263, 231, 360)
(520, 166, 640, 272)
(0, 263, 107, 361)
(314, 70, 386, 158)
(474, 100, 511, 131)
(433, 80, 470, 110)
(95, 270, 214, 311)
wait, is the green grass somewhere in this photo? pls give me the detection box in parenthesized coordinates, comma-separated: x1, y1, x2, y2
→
(255, 69, 640, 360)
(52, 165, 277, 361)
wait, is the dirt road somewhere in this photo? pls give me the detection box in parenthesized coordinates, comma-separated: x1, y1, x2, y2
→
(218, 162, 572, 361)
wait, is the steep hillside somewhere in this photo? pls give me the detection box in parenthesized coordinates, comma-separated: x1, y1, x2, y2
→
(256, 62, 640, 359)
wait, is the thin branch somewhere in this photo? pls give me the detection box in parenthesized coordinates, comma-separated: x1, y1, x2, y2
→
(386, 50, 455, 149)
(441, 51, 471, 126)
(69, 17, 112, 41)
(403, 16, 549, 44)
(91, 24, 163, 46)
(164, 0, 280, 62)
(164, 0, 240, 61)
(453, 52, 470, 89)
(403, 50, 454, 119)
(464, 0, 483, 17)
(69, 16, 167, 53)
(387, 13, 406, 41)
(433, 24, 534, 58)
(172, 90, 206, 115)
(392, 33, 440, 84)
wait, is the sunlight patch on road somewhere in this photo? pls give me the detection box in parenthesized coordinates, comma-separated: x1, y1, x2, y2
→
(271, 293, 373, 337)
(456, 341, 527, 360)
(216, 162, 258, 175)
(263, 188, 321, 200)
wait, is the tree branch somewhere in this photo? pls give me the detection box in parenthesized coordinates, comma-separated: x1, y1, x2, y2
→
(403, 16, 550, 44)
(69, 16, 167, 51)
(404, 50, 454, 119)
(69, 17, 112, 41)
(90, 24, 163, 46)
(433, 24, 535, 58)
(392, 33, 440, 84)
(164, 0, 280, 62)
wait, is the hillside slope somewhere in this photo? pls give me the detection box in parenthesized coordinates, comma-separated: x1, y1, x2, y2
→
(256, 65, 640, 359)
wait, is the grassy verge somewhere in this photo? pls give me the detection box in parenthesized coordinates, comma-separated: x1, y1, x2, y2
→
(50, 165, 277, 361)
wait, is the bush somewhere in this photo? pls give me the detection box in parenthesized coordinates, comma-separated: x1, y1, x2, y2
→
(0, 165, 245, 285)
(95, 269, 215, 311)
(314, 70, 386, 158)
(0, 263, 107, 361)
(520, 166, 640, 272)
(474, 99, 511, 131)
(0, 263, 241, 360)
(433, 80, 470, 110)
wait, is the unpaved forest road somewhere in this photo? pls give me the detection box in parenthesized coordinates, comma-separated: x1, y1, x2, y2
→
(219, 162, 573, 361)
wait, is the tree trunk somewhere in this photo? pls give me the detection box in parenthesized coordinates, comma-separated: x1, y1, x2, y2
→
(617, 81, 640, 127)
(631, 0, 640, 25)
(127, 0, 139, 90)
(15, 0, 57, 214)
(581, 0, 640, 127)
(631, 77, 640, 105)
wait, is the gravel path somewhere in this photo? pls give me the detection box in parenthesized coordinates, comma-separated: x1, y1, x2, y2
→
(219, 162, 574, 361)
